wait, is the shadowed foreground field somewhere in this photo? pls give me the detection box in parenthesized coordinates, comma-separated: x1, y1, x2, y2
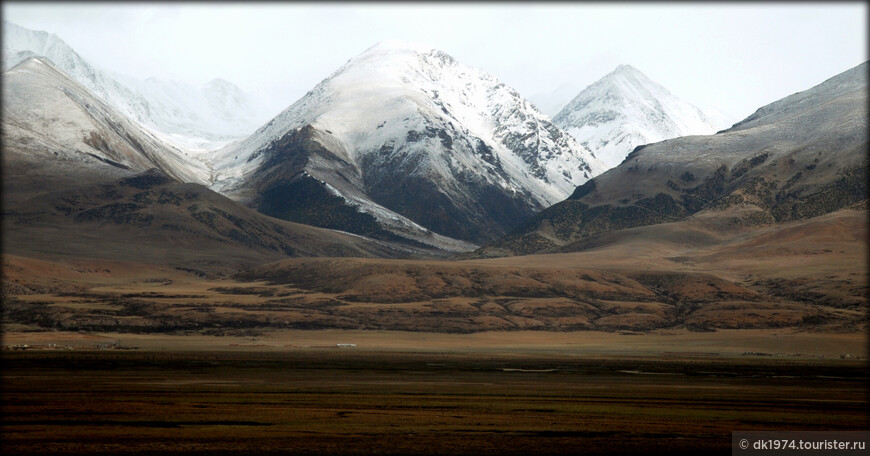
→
(3, 350, 868, 456)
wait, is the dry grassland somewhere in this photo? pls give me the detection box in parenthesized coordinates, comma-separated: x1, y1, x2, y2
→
(3, 350, 867, 456)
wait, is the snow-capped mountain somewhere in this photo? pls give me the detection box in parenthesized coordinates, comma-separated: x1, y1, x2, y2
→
(2, 57, 209, 202)
(213, 41, 606, 247)
(553, 65, 734, 169)
(478, 61, 867, 257)
(2, 21, 264, 150)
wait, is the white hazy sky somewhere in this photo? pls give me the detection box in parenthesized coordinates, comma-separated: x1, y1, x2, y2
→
(3, 2, 867, 120)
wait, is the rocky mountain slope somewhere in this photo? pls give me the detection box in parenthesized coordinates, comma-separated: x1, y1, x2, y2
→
(553, 65, 732, 169)
(2, 55, 443, 271)
(477, 61, 868, 257)
(211, 41, 607, 247)
(2, 21, 263, 150)
(2, 57, 208, 203)
(2, 169, 424, 275)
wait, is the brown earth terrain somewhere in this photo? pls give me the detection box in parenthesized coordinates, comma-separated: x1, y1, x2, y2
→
(3, 350, 868, 456)
(3, 207, 865, 336)
(3, 42, 867, 456)
(1, 169, 431, 278)
(2, 197, 866, 456)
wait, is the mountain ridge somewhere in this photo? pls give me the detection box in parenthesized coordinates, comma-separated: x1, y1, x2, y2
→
(474, 61, 868, 258)
(3, 168, 429, 274)
(2, 56, 209, 203)
(2, 21, 265, 150)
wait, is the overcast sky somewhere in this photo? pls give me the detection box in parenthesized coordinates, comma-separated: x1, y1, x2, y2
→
(4, 2, 867, 120)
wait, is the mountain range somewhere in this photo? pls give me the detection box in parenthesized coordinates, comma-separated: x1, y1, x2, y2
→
(475, 61, 868, 257)
(3, 168, 418, 275)
(2, 21, 267, 150)
(1, 58, 431, 272)
(2, 21, 865, 256)
(3, 22, 742, 251)
(1, 21, 866, 336)
(2, 57, 207, 204)
(208, 41, 606, 247)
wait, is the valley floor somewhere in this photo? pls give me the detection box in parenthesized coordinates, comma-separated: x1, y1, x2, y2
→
(1, 328, 866, 359)
(2, 208, 866, 454)
(3, 349, 868, 456)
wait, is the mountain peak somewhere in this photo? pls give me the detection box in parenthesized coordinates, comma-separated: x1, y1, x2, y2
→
(213, 39, 605, 247)
(6, 56, 73, 84)
(612, 64, 642, 75)
(363, 40, 437, 55)
(2, 50, 209, 188)
(204, 77, 234, 87)
(5, 21, 263, 149)
(321, 40, 457, 87)
(553, 64, 732, 169)
(202, 77, 244, 94)
(601, 64, 654, 87)
(490, 60, 869, 258)
(4, 20, 49, 38)
(348, 41, 458, 71)
(9, 55, 55, 71)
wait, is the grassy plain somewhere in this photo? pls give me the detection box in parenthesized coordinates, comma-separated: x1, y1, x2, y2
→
(2, 208, 866, 454)
(3, 349, 868, 456)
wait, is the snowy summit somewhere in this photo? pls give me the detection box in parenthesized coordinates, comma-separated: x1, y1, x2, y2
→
(554, 64, 733, 169)
(210, 40, 607, 245)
